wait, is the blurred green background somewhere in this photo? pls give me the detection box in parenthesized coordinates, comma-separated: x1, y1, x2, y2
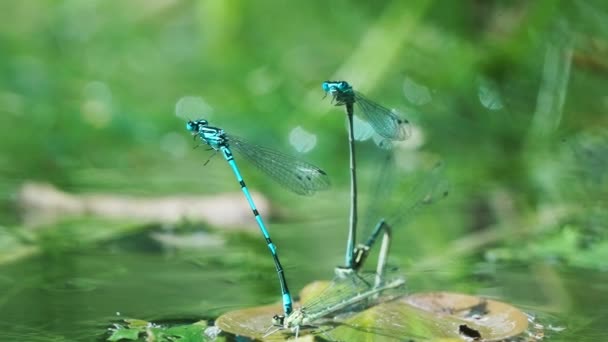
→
(0, 0, 607, 341)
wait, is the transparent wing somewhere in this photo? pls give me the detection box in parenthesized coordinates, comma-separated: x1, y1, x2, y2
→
(386, 161, 449, 228)
(226, 134, 330, 196)
(301, 273, 376, 313)
(354, 91, 411, 141)
(361, 150, 398, 231)
(301, 272, 404, 314)
(361, 159, 449, 238)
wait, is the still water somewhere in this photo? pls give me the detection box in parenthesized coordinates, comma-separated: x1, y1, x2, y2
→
(0, 222, 606, 341)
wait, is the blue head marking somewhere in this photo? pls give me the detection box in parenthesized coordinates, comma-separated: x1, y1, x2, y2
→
(185, 119, 208, 132)
(322, 81, 331, 93)
(186, 121, 196, 132)
(322, 80, 351, 94)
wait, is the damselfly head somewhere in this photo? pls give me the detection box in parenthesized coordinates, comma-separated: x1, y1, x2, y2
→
(325, 80, 351, 92)
(185, 121, 196, 132)
(271, 314, 285, 326)
(185, 119, 209, 133)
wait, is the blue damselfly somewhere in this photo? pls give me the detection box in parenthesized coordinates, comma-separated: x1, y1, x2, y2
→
(322, 80, 411, 271)
(186, 119, 330, 316)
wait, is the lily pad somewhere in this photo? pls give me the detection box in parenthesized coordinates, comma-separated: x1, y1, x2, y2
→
(214, 280, 333, 340)
(216, 281, 529, 341)
(214, 303, 287, 341)
(329, 292, 529, 341)
(405, 292, 529, 341)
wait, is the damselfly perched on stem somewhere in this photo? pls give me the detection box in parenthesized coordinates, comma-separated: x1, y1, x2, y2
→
(322, 80, 412, 273)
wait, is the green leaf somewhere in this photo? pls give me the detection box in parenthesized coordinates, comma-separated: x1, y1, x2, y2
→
(107, 327, 141, 341)
(330, 292, 529, 341)
(146, 323, 207, 342)
(216, 280, 530, 341)
(125, 318, 151, 330)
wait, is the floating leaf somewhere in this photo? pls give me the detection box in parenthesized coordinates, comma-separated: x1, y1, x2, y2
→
(404, 292, 529, 341)
(216, 280, 529, 341)
(215, 280, 334, 340)
(328, 295, 457, 341)
(215, 303, 287, 341)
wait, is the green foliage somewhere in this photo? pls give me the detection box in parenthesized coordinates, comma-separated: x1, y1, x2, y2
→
(217, 282, 531, 341)
(107, 319, 216, 342)
(0, 0, 607, 340)
(488, 226, 608, 269)
(107, 327, 140, 341)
